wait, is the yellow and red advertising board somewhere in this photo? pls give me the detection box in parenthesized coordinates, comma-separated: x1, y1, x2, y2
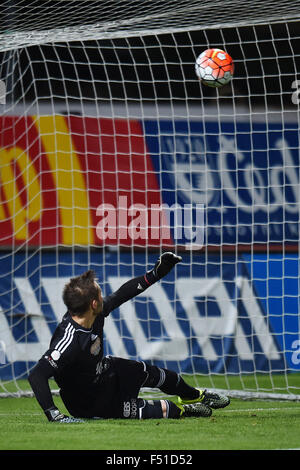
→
(0, 115, 171, 246)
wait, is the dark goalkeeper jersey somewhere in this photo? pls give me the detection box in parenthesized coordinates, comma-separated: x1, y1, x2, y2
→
(28, 270, 157, 415)
(44, 311, 105, 392)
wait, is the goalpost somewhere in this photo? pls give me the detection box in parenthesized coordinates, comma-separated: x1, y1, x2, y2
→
(0, 0, 300, 401)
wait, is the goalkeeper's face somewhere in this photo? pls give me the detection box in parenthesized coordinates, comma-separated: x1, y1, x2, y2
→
(92, 281, 104, 316)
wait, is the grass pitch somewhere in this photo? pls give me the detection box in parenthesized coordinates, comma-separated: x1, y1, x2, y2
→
(0, 375, 300, 451)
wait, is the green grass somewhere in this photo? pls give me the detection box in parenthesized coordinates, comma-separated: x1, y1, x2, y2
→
(0, 396, 300, 450)
(1, 375, 300, 450)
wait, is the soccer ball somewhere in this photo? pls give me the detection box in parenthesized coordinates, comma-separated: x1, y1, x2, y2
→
(195, 48, 234, 88)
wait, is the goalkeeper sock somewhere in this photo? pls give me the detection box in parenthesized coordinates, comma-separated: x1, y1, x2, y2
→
(157, 369, 200, 401)
(174, 376, 200, 401)
(139, 399, 181, 419)
(143, 364, 199, 400)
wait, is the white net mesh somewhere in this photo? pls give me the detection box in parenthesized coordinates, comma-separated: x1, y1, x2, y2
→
(0, 1, 300, 400)
(1, 0, 300, 50)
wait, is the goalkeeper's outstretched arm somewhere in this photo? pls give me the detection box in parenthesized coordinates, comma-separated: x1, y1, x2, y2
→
(102, 252, 182, 316)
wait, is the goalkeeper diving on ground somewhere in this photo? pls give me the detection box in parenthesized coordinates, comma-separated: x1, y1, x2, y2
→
(28, 252, 230, 422)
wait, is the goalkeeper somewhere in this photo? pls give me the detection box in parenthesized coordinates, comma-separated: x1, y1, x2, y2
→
(28, 252, 230, 423)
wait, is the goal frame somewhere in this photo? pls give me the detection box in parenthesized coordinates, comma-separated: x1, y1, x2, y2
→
(0, 0, 300, 401)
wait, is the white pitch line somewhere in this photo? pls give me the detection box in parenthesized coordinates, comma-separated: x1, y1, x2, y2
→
(222, 406, 300, 413)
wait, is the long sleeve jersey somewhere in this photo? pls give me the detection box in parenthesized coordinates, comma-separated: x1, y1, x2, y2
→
(28, 270, 157, 414)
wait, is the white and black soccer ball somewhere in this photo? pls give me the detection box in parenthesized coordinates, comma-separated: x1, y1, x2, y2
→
(195, 48, 234, 88)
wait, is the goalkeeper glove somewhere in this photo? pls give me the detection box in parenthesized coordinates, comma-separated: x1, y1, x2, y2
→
(45, 406, 84, 423)
(151, 252, 182, 281)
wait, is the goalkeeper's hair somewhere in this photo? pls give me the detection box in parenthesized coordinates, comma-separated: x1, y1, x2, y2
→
(62, 270, 100, 316)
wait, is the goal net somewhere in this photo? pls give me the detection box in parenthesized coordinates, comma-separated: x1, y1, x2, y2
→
(0, 0, 300, 401)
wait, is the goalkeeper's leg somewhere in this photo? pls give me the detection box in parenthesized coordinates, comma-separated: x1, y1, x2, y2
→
(142, 363, 230, 410)
(142, 363, 200, 400)
(122, 398, 212, 419)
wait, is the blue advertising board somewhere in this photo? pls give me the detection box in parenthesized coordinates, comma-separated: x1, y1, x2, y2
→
(144, 119, 300, 245)
(0, 251, 298, 380)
